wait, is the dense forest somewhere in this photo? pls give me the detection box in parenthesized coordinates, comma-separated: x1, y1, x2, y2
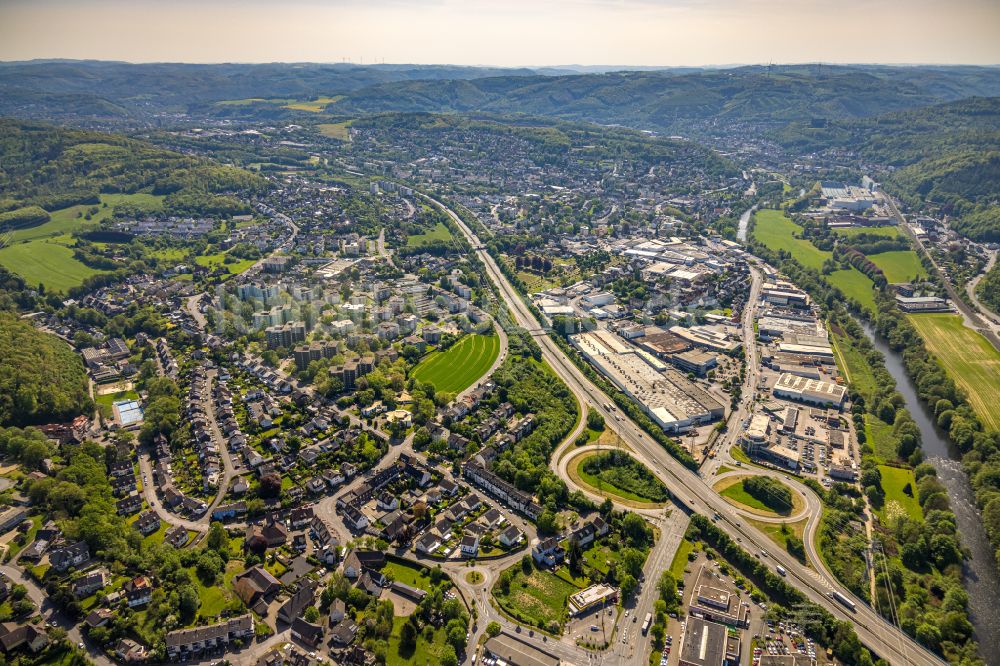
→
(976, 262, 1000, 314)
(0, 119, 268, 223)
(775, 97, 1000, 241)
(0, 313, 92, 427)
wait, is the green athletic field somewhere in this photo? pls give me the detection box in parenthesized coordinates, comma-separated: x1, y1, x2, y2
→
(907, 313, 1000, 430)
(411, 333, 500, 394)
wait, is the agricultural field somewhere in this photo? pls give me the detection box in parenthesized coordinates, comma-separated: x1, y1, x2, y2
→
(752, 209, 827, 269)
(876, 465, 923, 523)
(868, 250, 927, 283)
(830, 332, 877, 398)
(0, 238, 104, 292)
(411, 333, 500, 395)
(318, 121, 353, 140)
(283, 96, 342, 112)
(826, 269, 876, 312)
(492, 564, 579, 632)
(405, 221, 453, 247)
(8, 192, 163, 243)
(753, 210, 877, 311)
(907, 313, 1000, 430)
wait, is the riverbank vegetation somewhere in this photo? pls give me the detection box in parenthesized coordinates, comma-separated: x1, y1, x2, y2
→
(749, 221, 982, 664)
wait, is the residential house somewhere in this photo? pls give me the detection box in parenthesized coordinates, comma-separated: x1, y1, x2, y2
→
(499, 525, 524, 548)
(49, 541, 89, 572)
(460, 534, 480, 558)
(72, 570, 107, 598)
(164, 525, 189, 548)
(291, 617, 324, 649)
(532, 537, 565, 567)
(277, 583, 316, 625)
(343, 550, 385, 579)
(164, 614, 254, 660)
(124, 575, 153, 608)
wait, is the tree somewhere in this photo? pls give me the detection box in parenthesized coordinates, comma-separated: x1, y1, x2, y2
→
(399, 618, 418, 651)
(521, 555, 533, 575)
(620, 573, 638, 597)
(446, 618, 467, 652)
(260, 472, 282, 498)
(587, 411, 605, 431)
(657, 571, 676, 603)
(486, 621, 501, 637)
(178, 584, 200, 618)
(304, 606, 321, 623)
(535, 509, 558, 535)
(207, 521, 228, 553)
(441, 645, 459, 666)
(622, 513, 650, 546)
(786, 535, 805, 561)
(196, 549, 224, 584)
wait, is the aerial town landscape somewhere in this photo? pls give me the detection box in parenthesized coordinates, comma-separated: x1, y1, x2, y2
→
(0, 3, 998, 666)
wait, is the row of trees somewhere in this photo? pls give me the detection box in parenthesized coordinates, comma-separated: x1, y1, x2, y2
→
(835, 246, 888, 288)
(750, 217, 980, 662)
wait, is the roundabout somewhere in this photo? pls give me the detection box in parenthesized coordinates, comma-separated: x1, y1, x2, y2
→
(712, 472, 807, 520)
(563, 447, 670, 509)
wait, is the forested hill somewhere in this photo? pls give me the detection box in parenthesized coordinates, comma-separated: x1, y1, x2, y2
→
(0, 60, 538, 119)
(333, 65, 1000, 130)
(0, 118, 268, 222)
(776, 97, 1000, 241)
(2, 61, 999, 129)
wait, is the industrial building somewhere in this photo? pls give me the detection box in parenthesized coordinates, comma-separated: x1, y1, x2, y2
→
(678, 616, 741, 666)
(772, 373, 846, 409)
(668, 349, 719, 376)
(571, 330, 724, 432)
(740, 413, 802, 471)
(894, 295, 950, 313)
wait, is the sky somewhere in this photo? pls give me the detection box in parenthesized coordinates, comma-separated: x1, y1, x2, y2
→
(1, 0, 998, 67)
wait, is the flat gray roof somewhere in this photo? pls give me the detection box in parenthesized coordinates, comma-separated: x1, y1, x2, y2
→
(679, 616, 727, 666)
(484, 634, 560, 666)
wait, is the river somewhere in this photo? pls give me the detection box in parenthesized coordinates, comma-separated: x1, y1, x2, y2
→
(737, 205, 756, 242)
(861, 322, 1000, 656)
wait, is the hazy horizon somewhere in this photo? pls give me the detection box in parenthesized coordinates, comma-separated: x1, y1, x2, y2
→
(2, 0, 999, 67)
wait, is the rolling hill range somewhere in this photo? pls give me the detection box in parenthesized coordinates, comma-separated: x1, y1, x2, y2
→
(3, 61, 1000, 131)
(332, 64, 1000, 130)
(0, 60, 538, 119)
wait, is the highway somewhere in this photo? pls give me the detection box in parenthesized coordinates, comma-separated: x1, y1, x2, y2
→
(425, 193, 946, 666)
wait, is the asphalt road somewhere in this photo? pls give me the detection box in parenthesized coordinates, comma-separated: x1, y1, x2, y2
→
(427, 193, 945, 666)
(0, 564, 114, 666)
